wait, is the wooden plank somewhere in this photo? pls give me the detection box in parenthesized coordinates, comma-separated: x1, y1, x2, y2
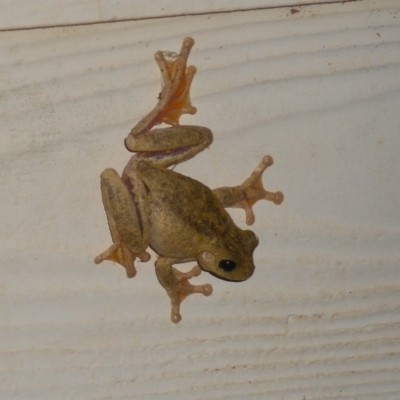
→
(0, 0, 356, 30)
(1, 0, 400, 398)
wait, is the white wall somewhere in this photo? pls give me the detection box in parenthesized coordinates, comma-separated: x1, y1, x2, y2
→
(1, 1, 400, 398)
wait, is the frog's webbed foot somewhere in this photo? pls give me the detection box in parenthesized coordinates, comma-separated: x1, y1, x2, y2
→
(213, 155, 283, 226)
(127, 37, 197, 140)
(94, 242, 151, 278)
(170, 265, 213, 323)
(156, 260, 213, 323)
(236, 156, 283, 225)
(154, 36, 197, 126)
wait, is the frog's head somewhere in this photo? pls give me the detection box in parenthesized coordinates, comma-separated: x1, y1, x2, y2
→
(197, 229, 258, 281)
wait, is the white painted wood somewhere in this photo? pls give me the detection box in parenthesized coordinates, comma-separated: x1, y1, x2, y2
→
(0, 0, 355, 30)
(1, 0, 400, 398)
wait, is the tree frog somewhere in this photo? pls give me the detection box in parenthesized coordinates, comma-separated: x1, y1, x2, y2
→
(94, 37, 283, 323)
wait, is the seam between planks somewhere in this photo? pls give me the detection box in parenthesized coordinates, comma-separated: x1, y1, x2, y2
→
(0, 0, 359, 32)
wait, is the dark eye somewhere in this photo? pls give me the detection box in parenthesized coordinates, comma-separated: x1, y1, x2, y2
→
(218, 259, 237, 272)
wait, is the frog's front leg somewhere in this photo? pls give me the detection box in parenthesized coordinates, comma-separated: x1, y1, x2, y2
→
(155, 257, 213, 323)
(94, 168, 151, 278)
(213, 155, 284, 225)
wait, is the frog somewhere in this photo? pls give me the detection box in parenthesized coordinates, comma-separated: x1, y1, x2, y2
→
(94, 37, 283, 323)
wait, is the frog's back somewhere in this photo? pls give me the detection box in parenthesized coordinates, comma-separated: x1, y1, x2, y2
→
(137, 160, 234, 258)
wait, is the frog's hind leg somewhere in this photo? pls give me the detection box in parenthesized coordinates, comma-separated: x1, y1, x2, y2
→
(127, 37, 197, 140)
(94, 168, 151, 278)
(212, 155, 284, 226)
(124, 125, 213, 170)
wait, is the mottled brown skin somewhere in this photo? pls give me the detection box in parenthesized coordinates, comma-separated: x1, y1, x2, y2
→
(94, 38, 283, 323)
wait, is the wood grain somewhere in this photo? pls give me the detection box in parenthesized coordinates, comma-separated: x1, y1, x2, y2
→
(1, 1, 400, 399)
(0, 0, 356, 31)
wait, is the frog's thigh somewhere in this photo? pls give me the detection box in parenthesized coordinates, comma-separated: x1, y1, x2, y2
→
(100, 168, 149, 253)
(125, 126, 212, 168)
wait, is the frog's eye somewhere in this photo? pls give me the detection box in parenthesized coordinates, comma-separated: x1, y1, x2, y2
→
(218, 259, 237, 272)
